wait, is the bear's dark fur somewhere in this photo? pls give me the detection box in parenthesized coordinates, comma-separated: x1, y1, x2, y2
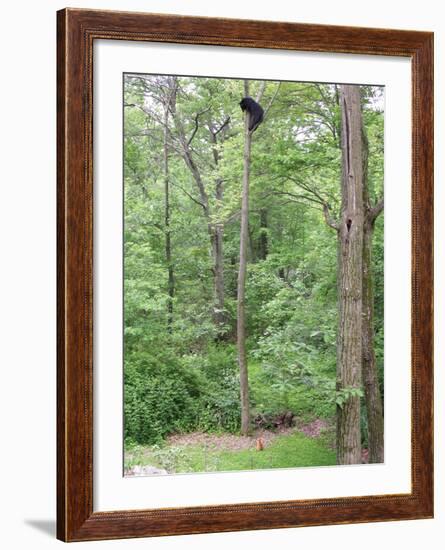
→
(239, 97, 264, 132)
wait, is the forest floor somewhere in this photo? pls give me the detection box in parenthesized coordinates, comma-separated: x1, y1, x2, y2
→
(167, 417, 330, 450)
(125, 417, 336, 475)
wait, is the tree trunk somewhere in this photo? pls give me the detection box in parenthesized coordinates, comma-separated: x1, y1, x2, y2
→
(258, 208, 269, 260)
(362, 218, 384, 463)
(362, 126, 384, 464)
(361, 124, 384, 463)
(163, 81, 176, 332)
(211, 219, 226, 333)
(237, 81, 252, 436)
(209, 126, 226, 337)
(336, 85, 364, 465)
(175, 114, 229, 337)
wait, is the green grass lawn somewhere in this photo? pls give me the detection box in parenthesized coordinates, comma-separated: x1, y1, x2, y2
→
(125, 430, 336, 474)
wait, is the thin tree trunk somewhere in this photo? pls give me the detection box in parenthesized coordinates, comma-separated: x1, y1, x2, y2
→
(362, 217, 384, 463)
(360, 121, 384, 462)
(209, 124, 227, 337)
(336, 85, 364, 465)
(258, 208, 269, 260)
(237, 81, 252, 436)
(163, 81, 176, 332)
(211, 220, 226, 333)
(174, 113, 229, 337)
(164, 130, 174, 331)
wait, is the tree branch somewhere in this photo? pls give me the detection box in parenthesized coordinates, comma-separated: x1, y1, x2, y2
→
(213, 116, 231, 136)
(262, 82, 281, 122)
(124, 103, 178, 143)
(170, 180, 207, 211)
(323, 203, 340, 231)
(187, 108, 210, 146)
(263, 190, 324, 207)
(278, 175, 336, 208)
(369, 198, 384, 222)
(255, 81, 267, 103)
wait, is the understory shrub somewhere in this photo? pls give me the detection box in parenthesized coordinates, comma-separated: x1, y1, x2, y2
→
(125, 345, 242, 444)
(124, 351, 201, 444)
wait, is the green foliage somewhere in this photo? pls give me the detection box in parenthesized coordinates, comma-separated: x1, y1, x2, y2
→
(335, 387, 364, 409)
(180, 345, 242, 433)
(125, 345, 243, 444)
(123, 75, 384, 454)
(124, 351, 202, 444)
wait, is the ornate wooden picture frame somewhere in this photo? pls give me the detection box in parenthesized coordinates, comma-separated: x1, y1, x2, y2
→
(57, 8, 433, 542)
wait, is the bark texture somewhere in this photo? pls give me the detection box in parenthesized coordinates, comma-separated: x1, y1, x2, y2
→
(362, 126, 384, 463)
(362, 217, 384, 463)
(336, 85, 364, 465)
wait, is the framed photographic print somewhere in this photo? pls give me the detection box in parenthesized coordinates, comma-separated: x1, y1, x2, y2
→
(57, 8, 433, 542)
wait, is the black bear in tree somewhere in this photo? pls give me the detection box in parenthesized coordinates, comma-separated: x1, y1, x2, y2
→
(239, 97, 264, 132)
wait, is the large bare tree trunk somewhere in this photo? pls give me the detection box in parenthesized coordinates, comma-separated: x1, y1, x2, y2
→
(336, 85, 364, 465)
(237, 81, 252, 436)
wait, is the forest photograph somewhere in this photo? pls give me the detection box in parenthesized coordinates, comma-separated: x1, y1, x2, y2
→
(123, 73, 384, 476)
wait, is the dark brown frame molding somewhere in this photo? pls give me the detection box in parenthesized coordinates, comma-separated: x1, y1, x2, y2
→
(57, 8, 433, 542)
